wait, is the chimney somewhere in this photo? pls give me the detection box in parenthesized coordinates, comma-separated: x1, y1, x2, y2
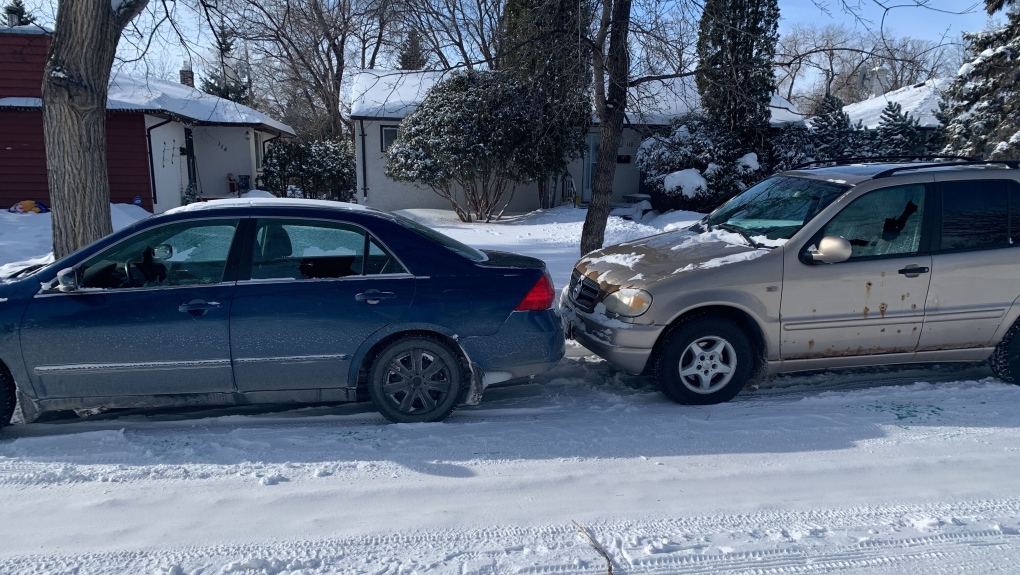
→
(179, 60, 194, 88)
(5, 9, 18, 27)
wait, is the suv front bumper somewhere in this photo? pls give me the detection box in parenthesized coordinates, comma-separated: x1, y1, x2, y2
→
(560, 292, 663, 375)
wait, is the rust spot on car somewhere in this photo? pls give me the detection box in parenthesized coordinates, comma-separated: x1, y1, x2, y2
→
(916, 342, 988, 352)
(866, 281, 872, 296)
(911, 304, 917, 310)
(808, 340, 814, 350)
(881, 272, 886, 278)
(863, 306, 870, 319)
(783, 344, 914, 360)
(879, 302, 888, 318)
(897, 329, 901, 334)
(881, 328, 886, 333)
(901, 293, 909, 301)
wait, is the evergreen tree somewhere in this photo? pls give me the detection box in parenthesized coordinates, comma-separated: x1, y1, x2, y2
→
(398, 29, 428, 70)
(695, 0, 780, 150)
(501, 0, 592, 208)
(200, 24, 250, 104)
(876, 101, 923, 156)
(3, 0, 35, 25)
(941, 10, 1020, 160)
(811, 93, 860, 160)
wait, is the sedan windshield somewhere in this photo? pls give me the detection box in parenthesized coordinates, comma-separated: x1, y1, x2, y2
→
(705, 176, 850, 242)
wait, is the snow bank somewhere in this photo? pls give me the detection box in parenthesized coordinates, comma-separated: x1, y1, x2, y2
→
(0, 204, 149, 278)
(240, 189, 277, 198)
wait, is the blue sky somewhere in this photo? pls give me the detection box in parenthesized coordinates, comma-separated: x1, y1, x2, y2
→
(780, 0, 993, 40)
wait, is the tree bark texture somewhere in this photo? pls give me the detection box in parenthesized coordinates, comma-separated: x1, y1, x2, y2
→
(42, 0, 148, 259)
(580, 0, 632, 256)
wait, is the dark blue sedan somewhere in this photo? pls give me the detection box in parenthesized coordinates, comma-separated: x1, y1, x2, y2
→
(0, 199, 564, 424)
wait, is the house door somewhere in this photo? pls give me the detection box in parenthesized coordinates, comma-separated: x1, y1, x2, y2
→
(184, 127, 197, 188)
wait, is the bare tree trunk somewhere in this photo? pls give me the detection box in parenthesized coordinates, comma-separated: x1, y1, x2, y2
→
(42, 0, 149, 259)
(580, 0, 632, 256)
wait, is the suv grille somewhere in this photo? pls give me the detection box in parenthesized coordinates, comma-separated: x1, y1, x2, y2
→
(568, 269, 602, 312)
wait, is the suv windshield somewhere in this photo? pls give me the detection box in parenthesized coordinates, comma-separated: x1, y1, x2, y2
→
(706, 176, 849, 242)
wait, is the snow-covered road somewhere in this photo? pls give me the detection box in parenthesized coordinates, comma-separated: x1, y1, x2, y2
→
(2, 205, 1020, 574)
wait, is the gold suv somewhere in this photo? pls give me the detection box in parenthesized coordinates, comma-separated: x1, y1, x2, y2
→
(562, 160, 1020, 404)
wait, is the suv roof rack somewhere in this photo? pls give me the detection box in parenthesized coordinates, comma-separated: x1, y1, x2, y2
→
(871, 159, 1020, 179)
(791, 155, 976, 169)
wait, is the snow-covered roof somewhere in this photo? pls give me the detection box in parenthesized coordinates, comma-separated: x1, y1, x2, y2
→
(0, 24, 51, 35)
(842, 79, 949, 129)
(626, 78, 805, 127)
(0, 73, 295, 135)
(350, 69, 450, 120)
(349, 69, 805, 127)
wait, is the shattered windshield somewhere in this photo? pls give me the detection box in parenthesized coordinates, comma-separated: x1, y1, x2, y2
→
(705, 176, 850, 242)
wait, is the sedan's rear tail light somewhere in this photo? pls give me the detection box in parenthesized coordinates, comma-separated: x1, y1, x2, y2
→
(516, 273, 555, 311)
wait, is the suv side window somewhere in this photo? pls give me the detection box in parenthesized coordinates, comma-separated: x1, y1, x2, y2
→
(940, 180, 1009, 252)
(819, 184, 927, 260)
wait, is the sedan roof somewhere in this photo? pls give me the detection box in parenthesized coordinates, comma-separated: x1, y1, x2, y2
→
(164, 198, 379, 215)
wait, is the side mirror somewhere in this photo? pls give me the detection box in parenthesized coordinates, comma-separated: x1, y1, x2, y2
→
(56, 267, 79, 293)
(152, 244, 173, 260)
(807, 235, 852, 264)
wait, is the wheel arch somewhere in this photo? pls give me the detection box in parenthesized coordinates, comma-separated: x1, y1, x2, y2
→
(647, 304, 767, 376)
(351, 328, 470, 402)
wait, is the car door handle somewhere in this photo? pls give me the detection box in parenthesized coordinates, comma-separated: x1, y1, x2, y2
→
(897, 265, 930, 277)
(355, 290, 397, 305)
(178, 300, 222, 316)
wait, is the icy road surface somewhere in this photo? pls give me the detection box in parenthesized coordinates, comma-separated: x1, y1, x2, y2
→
(2, 205, 1020, 573)
(2, 356, 1020, 574)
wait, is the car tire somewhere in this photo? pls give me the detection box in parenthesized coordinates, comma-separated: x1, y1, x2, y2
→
(990, 320, 1020, 384)
(0, 367, 15, 428)
(368, 337, 464, 423)
(654, 317, 757, 405)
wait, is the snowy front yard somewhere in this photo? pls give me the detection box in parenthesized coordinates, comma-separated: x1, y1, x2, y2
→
(1, 204, 1019, 574)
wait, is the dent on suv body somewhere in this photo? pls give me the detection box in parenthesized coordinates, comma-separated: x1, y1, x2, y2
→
(561, 160, 1020, 405)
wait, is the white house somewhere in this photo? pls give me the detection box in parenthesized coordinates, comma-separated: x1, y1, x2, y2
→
(349, 69, 806, 213)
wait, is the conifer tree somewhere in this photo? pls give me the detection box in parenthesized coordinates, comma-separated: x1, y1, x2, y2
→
(3, 0, 35, 25)
(200, 24, 249, 104)
(398, 29, 428, 70)
(941, 8, 1020, 160)
(501, 0, 591, 208)
(695, 0, 780, 150)
(811, 93, 859, 160)
(876, 101, 923, 156)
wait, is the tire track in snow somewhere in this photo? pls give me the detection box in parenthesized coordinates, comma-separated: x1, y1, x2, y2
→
(4, 499, 1020, 574)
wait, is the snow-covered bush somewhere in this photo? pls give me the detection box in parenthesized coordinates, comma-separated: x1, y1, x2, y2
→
(941, 10, 1020, 160)
(636, 114, 765, 212)
(262, 139, 356, 202)
(769, 124, 816, 172)
(385, 70, 539, 222)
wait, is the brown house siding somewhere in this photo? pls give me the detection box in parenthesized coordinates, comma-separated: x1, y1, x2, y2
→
(0, 33, 50, 98)
(0, 109, 153, 212)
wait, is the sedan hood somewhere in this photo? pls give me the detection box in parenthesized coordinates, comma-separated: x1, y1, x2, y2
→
(576, 228, 769, 291)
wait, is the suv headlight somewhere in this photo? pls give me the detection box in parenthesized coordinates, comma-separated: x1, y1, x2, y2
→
(602, 288, 652, 317)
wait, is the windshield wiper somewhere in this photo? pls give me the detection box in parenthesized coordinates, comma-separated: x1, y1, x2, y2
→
(715, 223, 760, 248)
(5, 263, 45, 279)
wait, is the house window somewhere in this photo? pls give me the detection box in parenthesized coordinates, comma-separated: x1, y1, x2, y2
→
(254, 132, 265, 171)
(381, 126, 399, 152)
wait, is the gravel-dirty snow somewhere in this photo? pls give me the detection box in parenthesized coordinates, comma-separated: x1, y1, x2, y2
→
(2, 203, 1020, 574)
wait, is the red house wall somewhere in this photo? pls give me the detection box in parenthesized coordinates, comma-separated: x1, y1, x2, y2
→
(0, 32, 49, 98)
(0, 109, 153, 212)
(0, 31, 153, 213)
